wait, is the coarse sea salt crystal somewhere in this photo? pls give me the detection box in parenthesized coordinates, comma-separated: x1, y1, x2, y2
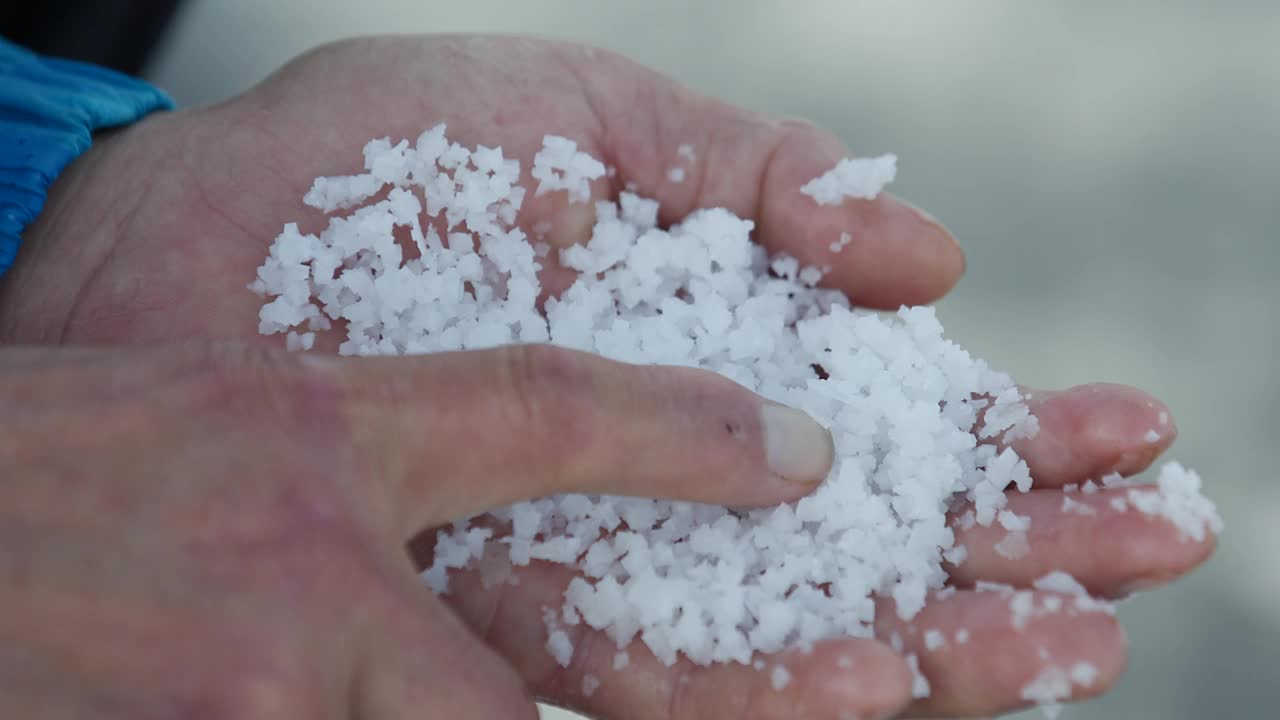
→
(906, 653, 930, 698)
(830, 231, 853, 253)
(532, 135, 605, 203)
(1127, 462, 1224, 542)
(801, 154, 898, 205)
(771, 665, 792, 691)
(613, 651, 630, 671)
(924, 629, 946, 651)
(251, 125, 1220, 693)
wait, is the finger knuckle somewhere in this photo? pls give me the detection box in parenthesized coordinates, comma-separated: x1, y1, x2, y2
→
(178, 340, 342, 425)
(497, 343, 602, 432)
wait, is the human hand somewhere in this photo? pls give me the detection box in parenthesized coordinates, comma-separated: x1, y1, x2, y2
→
(0, 36, 1215, 718)
(0, 339, 843, 718)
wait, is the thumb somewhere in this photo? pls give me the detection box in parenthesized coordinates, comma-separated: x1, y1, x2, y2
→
(354, 590, 539, 720)
(318, 343, 834, 537)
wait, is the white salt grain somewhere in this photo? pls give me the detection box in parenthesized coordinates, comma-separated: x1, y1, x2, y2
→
(676, 143, 696, 163)
(582, 674, 600, 697)
(954, 629, 970, 644)
(801, 154, 898, 205)
(1070, 662, 1098, 687)
(924, 629, 946, 651)
(547, 630, 574, 667)
(532, 135, 605, 203)
(771, 665, 792, 691)
(906, 653, 931, 698)
(1061, 496, 1096, 516)
(1019, 666, 1071, 719)
(829, 232, 853, 253)
(1144, 429, 1161, 443)
(667, 166, 686, 183)
(1127, 462, 1224, 542)
(994, 531, 1031, 560)
(613, 651, 630, 671)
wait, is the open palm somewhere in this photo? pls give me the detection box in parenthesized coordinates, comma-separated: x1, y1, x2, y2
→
(0, 36, 1213, 718)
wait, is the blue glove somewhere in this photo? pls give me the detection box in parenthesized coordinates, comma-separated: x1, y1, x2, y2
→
(0, 37, 174, 275)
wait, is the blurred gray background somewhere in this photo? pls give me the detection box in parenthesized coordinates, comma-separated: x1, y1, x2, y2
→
(144, 1, 1276, 717)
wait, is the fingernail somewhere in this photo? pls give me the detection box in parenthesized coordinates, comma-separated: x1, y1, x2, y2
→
(1117, 573, 1175, 597)
(762, 402, 834, 483)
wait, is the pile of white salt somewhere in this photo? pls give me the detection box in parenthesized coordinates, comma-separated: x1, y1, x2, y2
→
(251, 126, 1222, 710)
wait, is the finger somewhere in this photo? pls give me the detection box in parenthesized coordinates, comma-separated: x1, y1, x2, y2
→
(323, 344, 833, 536)
(946, 488, 1217, 597)
(443, 557, 911, 720)
(568, 49, 964, 308)
(1004, 383, 1176, 488)
(356, 586, 540, 720)
(552, 637, 911, 720)
(876, 589, 1128, 718)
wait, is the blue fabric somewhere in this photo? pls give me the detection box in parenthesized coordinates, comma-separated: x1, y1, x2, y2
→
(0, 37, 174, 275)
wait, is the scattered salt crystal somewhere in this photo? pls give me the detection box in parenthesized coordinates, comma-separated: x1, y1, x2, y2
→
(1063, 483, 1079, 493)
(1010, 591, 1036, 629)
(836, 655, 853, 669)
(532, 135, 605, 203)
(829, 231, 853, 253)
(1033, 571, 1089, 596)
(801, 154, 898, 205)
(667, 166, 686, 183)
(954, 629, 970, 644)
(546, 629, 574, 667)
(753, 659, 766, 671)
(976, 581, 1016, 594)
(1127, 462, 1224, 542)
(1158, 411, 1169, 425)
(1082, 480, 1099, 495)
(998, 510, 1031, 531)
(676, 143, 696, 163)
(1070, 662, 1098, 687)
(771, 665, 792, 691)
(905, 653, 931, 698)
(1144, 429, 1161, 443)
(1033, 572, 1115, 615)
(889, 632, 904, 653)
(1019, 666, 1071, 719)
(285, 331, 315, 352)
(582, 674, 600, 697)
(943, 544, 969, 566)
(1100, 472, 1128, 488)
(1061, 496, 1096, 516)
(924, 629, 946, 651)
(994, 531, 1031, 559)
(613, 651, 630, 671)
(1110, 497, 1129, 512)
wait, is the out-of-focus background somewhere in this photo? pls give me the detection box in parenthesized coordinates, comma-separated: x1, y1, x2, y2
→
(99, 0, 1280, 717)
